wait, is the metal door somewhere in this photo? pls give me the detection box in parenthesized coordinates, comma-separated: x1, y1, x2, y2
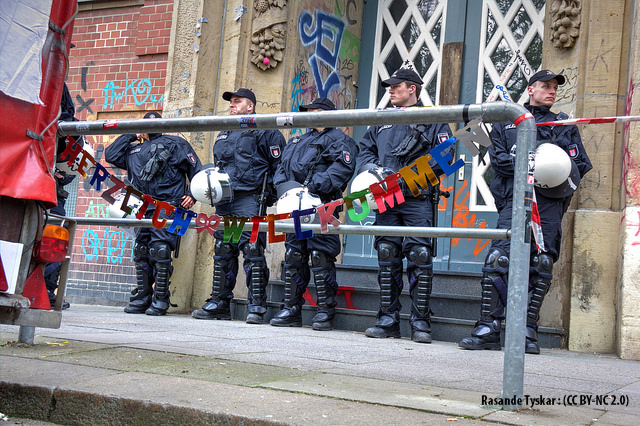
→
(343, 0, 545, 272)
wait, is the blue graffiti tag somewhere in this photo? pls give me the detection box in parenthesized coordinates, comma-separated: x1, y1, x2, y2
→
(298, 10, 345, 98)
(81, 227, 135, 264)
(103, 77, 164, 109)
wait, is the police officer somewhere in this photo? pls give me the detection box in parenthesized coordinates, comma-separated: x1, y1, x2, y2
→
(192, 89, 285, 324)
(46, 82, 77, 310)
(105, 111, 203, 316)
(459, 70, 592, 354)
(270, 98, 357, 330)
(357, 66, 453, 343)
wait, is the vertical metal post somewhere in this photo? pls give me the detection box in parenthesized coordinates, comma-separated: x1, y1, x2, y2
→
(18, 326, 35, 344)
(501, 114, 537, 409)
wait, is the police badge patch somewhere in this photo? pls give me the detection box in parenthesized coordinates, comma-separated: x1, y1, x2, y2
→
(567, 143, 579, 158)
(270, 146, 281, 158)
(342, 150, 352, 164)
(188, 153, 197, 165)
(438, 133, 449, 143)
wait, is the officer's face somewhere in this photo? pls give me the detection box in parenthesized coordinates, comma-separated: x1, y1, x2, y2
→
(388, 82, 417, 107)
(307, 108, 325, 131)
(528, 79, 558, 107)
(229, 96, 254, 115)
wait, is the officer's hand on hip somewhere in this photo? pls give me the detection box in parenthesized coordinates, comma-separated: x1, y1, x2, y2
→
(181, 195, 195, 209)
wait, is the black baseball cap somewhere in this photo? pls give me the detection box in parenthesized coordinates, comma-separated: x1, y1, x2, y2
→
(381, 68, 424, 87)
(528, 69, 566, 86)
(299, 97, 336, 111)
(222, 88, 257, 105)
(143, 111, 162, 119)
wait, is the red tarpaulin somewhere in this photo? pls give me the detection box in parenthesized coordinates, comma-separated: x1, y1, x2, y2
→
(0, 0, 76, 208)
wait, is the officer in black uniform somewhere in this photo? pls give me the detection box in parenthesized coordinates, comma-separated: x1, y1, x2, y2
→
(192, 88, 285, 324)
(357, 67, 453, 343)
(270, 98, 357, 330)
(459, 70, 592, 354)
(105, 111, 202, 316)
(45, 82, 77, 310)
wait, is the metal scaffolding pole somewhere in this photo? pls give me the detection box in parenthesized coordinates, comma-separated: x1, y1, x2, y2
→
(58, 102, 536, 409)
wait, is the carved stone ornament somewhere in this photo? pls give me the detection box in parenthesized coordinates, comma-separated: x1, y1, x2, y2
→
(250, 0, 287, 70)
(550, 0, 581, 49)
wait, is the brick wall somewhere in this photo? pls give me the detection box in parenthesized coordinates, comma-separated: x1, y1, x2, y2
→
(64, 0, 173, 306)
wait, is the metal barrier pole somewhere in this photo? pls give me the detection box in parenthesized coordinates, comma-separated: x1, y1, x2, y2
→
(502, 114, 537, 409)
(58, 102, 535, 410)
(59, 217, 511, 240)
(18, 326, 35, 345)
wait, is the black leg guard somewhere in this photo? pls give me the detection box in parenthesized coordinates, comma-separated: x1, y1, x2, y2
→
(459, 248, 508, 350)
(125, 243, 154, 314)
(365, 242, 402, 339)
(145, 242, 173, 316)
(525, 253, 553, 354)
(408, 245, 433, 343)
(44, 262, 69, 310)
(243, 242, 268, 324)
(192, 240, 236, 320)
(310, 250, 338, 331)
(270, 247, 309, 327)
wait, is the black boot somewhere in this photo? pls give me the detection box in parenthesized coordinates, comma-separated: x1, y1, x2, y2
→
(269, 269, 304, 327)
(365, 242, 402, 339)
(459, 248, 508, 350)
(408, 246, 433, 343)
(191, 258, 235, 320)
(271, 247, 307, 327)
(525, 325, 540, 354)
(124, 262, 153, 314)
(192, 299, 231, 320)
(459, 319, 502, 350)
(145, 261, 171, 316)
(243, 243, 268, 324)
(193, 241, 236, 320)
(310, 251, 338, 331)
(525, 254, 553, 354)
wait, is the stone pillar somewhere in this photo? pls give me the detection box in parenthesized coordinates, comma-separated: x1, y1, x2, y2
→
(617, 0, 640, 360)
(162, 0, 226, 312)
(162, 0, 363, 313)
(544, 0, 630, 353)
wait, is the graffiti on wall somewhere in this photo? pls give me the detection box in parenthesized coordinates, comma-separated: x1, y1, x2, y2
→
(103, 77, 164, 109)
(81, 227, 135, 263)
(439, 180, 491, 258)
(81, 199, 135, 264)
(292, 3, 361, 135)
(299, 10, 345, 98)
(76, 62, 95, 116)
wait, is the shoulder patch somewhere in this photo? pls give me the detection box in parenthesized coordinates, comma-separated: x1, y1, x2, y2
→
(270, 145, 281, 158)
(376, 124, 393, 135)
(438, 133, 450, 143)
(567, 143, 579, 158)
(342, 150, 352, 165)
(187, 152, 197, 165)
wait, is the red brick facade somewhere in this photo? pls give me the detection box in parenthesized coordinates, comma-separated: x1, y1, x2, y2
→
(64, 0, 173, 305)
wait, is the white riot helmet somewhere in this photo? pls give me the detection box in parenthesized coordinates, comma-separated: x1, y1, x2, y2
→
(349, 164, 395, 211)
(275, 181, 322, 224)
(190, 166, 233, 206)
(108, 192, 144, 218)
(534, 143, 580, 198)
(56, 135, 95, 175)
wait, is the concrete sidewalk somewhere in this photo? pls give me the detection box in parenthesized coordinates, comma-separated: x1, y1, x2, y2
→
(1, 305, 639, 425)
